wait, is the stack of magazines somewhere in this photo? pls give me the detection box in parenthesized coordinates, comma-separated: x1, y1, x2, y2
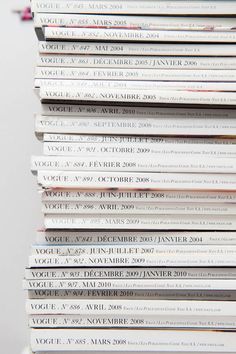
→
(24, 0, 236, 353)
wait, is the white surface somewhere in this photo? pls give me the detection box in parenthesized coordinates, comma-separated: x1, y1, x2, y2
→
(0, 1, 41, 353)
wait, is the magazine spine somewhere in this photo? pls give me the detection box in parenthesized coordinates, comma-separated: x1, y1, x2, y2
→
(35, 115, 236, 137)
(43, 141, 236, 157)
(37, 54, 236, 70)
(35, 230, 236, 246)
(41, 189, 236, 203)
(34, 13, 236, 31)
(35, 79, 236, 93)
(26, 298, 236, 315)
(36, 67, 236, 82)
(42, 134, 236, 145)
(37, 170, 236, 191)
(31, 0, 236, 15)
(30, 328, 236, 352)
(28, 288, 236, 301)
(43, 214, 236, 231)
(44, 27, 236, 43)
(28, 313, 236, 329)
(42, 201, 236, 216)
(38, 41, 236, 57)
(40, 104, 236, 118)
(31, 155, 236, 174)
(24, 266, 236, 279)
(40, 87, 236, 106)
(24, 278, 236, 290)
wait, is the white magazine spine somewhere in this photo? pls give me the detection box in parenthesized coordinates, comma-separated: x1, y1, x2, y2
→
(43, 214, 236, 231)
(35, 115, 236, 137)
(31, 0, 236, 15)
(30, 328, 236, 352)
(37, 170, 236, 190)
(42, 201, 236, 216)
(35, 230, 236, 246)
(41, 190, 236, 203)
(44, 27, 236, 43)
(40, 87, 236, 106)
(30, 244, 236, 256)
(34, 13, 236, 31)
(25, 266, 236, 280)
(36, 67, 236, 82)
(24, 278, 236, 290)
(25, 299, 236, 315)
(43, 141, 236, 157)
(28, 289, 236, 301)
(28, 314, 236, 329)
(37, 54, 236, 70)
(32, 155, 236, 174)
(42, 134, 236, 145)
(38, 41, 236, 57)
(35, 79, 236, 93)
(40, 104, 236, 119)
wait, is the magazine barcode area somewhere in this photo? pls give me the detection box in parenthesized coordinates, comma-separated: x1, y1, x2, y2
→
(25, 0, 236, 353)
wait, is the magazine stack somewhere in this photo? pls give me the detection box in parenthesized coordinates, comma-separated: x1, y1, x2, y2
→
(24, 0, 236, 353)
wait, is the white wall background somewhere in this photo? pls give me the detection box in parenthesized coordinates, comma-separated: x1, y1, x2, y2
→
(0, 1, 41, 353)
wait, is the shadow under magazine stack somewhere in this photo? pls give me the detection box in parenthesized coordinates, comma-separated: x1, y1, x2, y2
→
(25, 0, 236, 353)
